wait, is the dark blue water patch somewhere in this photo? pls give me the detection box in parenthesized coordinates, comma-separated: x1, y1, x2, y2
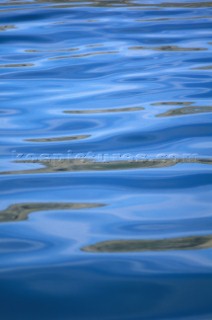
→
(1, 170, 212, 190)
(0, 260, 212, 320)
(106, 217, 212, 238)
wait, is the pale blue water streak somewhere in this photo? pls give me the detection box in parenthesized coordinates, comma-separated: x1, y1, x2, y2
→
(0, 0, 212, 319)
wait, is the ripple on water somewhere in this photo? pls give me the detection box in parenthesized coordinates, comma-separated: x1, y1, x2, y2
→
(25, 134, 91, 142)
(0, 202, 105, 222)
(81, 235, 212, 253)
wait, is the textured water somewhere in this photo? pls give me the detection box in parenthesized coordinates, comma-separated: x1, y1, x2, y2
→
(0, 0, 212, 319)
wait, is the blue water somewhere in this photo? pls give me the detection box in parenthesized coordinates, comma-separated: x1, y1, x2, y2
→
(0, 0, 212, 319)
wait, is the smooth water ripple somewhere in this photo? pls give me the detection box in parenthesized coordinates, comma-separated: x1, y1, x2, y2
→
(0, 0, 212, 319)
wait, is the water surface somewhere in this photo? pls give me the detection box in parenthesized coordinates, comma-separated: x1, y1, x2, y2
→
(0, 0, 212, 319)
